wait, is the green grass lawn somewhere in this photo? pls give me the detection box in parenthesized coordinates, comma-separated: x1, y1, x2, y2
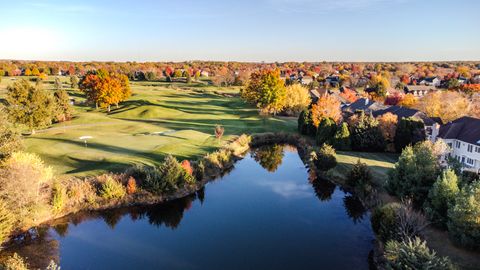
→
(1, 77, 296, 176)
(333, 151, 398, 185)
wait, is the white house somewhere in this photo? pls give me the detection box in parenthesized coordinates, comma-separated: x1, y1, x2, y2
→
(418, 77, 440, 87)
(432, 116, 480, 173)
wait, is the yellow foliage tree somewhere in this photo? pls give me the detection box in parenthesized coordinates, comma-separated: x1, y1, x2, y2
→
(416, 91, 470, 123)
(284, 84, 311, 116)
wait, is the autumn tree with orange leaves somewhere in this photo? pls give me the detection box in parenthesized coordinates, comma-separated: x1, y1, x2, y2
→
(311, 94, 342, 127)
(377, 112, 398, 152)
(80, 69, 131, 112)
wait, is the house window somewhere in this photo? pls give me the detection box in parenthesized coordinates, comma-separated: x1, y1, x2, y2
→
(448, 143, 452, 148)
(476, 147, 480, 153)
(468, 145, 473, 153)
(466, 158, 475, 166)
(455, 141, 461, 148)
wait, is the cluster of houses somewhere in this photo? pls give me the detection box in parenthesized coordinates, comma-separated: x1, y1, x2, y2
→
(309, 88, 480, 174)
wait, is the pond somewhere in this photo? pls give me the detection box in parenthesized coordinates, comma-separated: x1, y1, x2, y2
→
(4, 145, 375, 270)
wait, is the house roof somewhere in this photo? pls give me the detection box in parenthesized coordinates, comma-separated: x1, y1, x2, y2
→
(438, 116, 480, 146)
(404, 85, 436, 92)
(372, 106, 438, 126)
(343, 98, 386, 113)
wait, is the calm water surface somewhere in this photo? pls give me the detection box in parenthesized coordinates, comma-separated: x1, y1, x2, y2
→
(6, 145, 374, 270)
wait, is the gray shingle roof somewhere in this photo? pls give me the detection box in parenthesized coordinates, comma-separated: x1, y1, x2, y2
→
(438, 117, 480, 146)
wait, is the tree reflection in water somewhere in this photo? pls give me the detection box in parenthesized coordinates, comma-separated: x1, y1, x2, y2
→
(251, 144, 285, 172)
(1, 145, 372, 269)
(311, 176, 336, 202)
(343, 195, 368, 224)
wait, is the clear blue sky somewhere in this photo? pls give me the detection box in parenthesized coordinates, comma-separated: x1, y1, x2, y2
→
(0, 0, 479, 62)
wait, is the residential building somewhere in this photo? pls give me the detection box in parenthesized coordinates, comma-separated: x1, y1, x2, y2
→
(418, 77, 440, 87)
(372, 106, 441, 141)
(404, 85, 437, 97)
(433, 116, 480, 173)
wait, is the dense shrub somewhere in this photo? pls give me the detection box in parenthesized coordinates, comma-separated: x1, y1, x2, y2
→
(192, 160, 205, 181)
(181, 160, 193, 176)
(51, 182, 66, 213)
(347, 160, 373, 197)
(311, 144, 337, 172)
(99, 176, 126, 200)
(1, 253, 29, 270)
(371, 202, 428, 242)
(332, 122, 351, 150)
(298, 109, 316, 136)
(0, 199, 14, 244)
(448, 181, 480, 250)
(315, 118, 336, 146)
(394, 117, 426, 153)
(126, 177, 137, 195)
(350, 111, 385, 152)
(142, 155, 195, 194)
(424, 169, 459, 228)
(387, 141, 440, 206)
(371, 202, 402, 242)
(384, 237, 454, 270)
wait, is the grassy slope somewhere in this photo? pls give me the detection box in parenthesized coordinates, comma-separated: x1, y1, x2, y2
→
(1, 77, 296, 176)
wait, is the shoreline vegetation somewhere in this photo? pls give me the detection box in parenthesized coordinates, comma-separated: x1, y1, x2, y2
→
(2, 132, 480, 269)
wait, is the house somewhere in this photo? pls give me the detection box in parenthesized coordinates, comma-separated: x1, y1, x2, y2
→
(309, 88, 328, 103)
(404, 85, 437, 97)
(301, 76, 313, 85)
(372, 106, 441, 141)
(325, 76, 340, 87)
(200, 71, 209, 77)
(457, 76, 468, 85)
(432, 116, 480, 173)
(342, 98, 387, 115)
(418, 77, 441, 87)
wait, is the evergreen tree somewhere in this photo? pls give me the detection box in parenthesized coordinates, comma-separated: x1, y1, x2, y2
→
(350, 111, 385, 152)
(424, 169, 459, 228)
(0, 199, 14, 245)
(387, 141, 441, 206)
(332, 122, 351, 150)
(5, 79, 55, 134)
(395, 117, 426, 153)
(316, 118, 337, 145)
(298, 109, 316, 136)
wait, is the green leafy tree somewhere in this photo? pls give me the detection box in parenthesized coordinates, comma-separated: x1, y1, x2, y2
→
(241, 69, 286, 115)
(70, 75, 79, 89)
(448, 181, 480, 249)
(395, 117, 426, 153)
(387, 141, 440, 206)
(332, 122, 351, 150)
(5, 79, 55, 134)
(316, 117, 336, 146)
(145, 71, 156, 81)
(0, 110, 23, 159)
(350, 111, 385, 152)
(424, 169, 459, 228)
